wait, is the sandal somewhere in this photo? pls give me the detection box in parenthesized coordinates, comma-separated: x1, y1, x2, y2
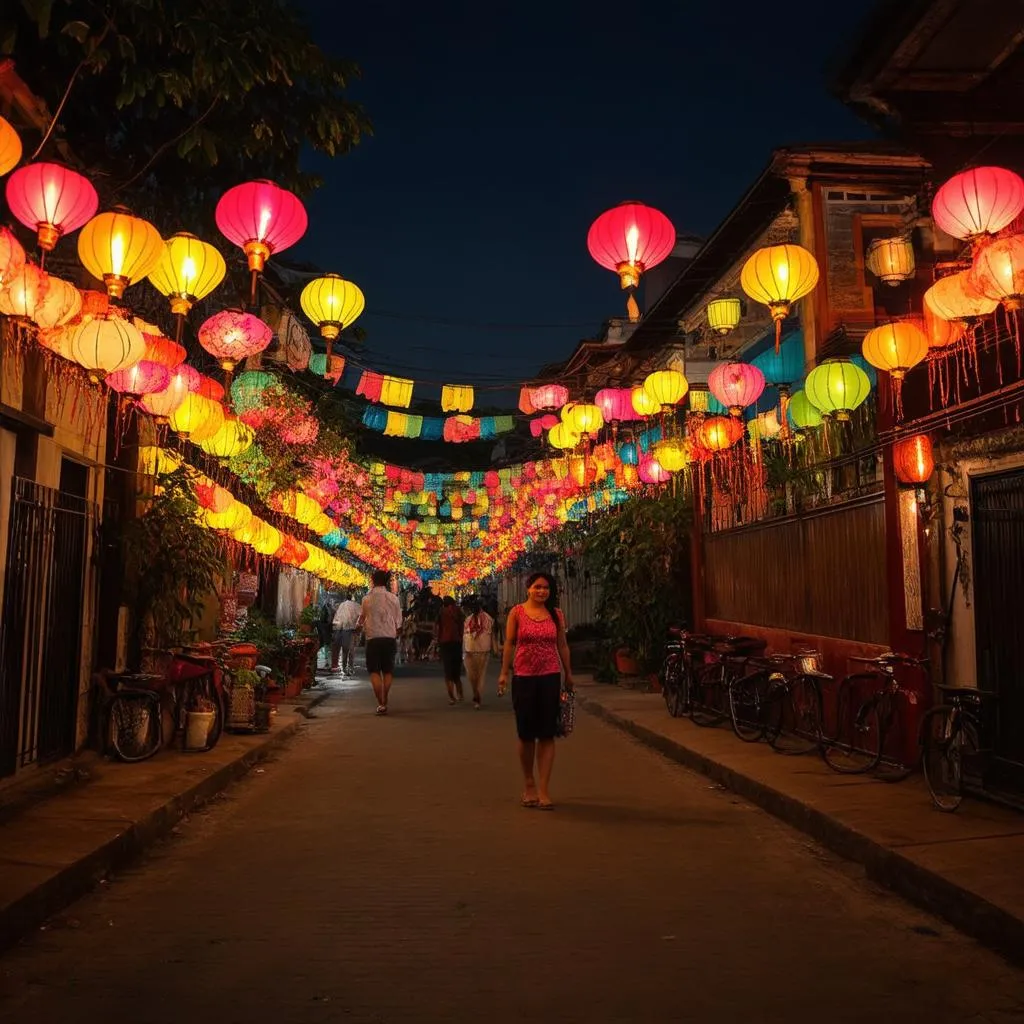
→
(521, 796, 539, 807)
(375, 705, 387, 715)
(537, 801, 555, 811)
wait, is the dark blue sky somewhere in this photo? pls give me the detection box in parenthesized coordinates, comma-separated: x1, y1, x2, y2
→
(296, 0, 880, 399)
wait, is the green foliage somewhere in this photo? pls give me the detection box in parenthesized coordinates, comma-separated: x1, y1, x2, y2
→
(121, 467, 226, 669)
(231, 608, 289, 661)
(4, 0, 371, 218)
(581, 488, 692, 674)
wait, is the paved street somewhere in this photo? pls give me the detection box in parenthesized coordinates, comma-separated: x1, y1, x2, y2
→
(1, 665, 1023, 1023)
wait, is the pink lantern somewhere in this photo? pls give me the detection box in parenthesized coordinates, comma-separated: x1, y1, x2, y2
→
(530, 384, 568, 410)
(638, 453, 671, 484)
(932, 166, 1024, 242)
(140, 365, 201, 422)
(106, 359, 171, 397)
(595, 387, 641, 422)
(587, 201, 676, 289)
(198, 310, 272, 371)
(708, 361, 766, 415)
(5, 162, 99, 251)
(529, 413, 560, 437)
(215, 180, 307, 273)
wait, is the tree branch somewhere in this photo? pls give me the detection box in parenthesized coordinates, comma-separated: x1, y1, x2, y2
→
(112, 96, 220, 195)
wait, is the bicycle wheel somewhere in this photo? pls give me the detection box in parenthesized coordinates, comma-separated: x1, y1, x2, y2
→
(921, 706, 963, 812)
(768, 675, 823, 755)
(690, 663, 727, 727)
(728, 671, 769, 742)
(661, 656, 686, 718)
(107, 692, 162, 763)
(824, 686, 882, 773)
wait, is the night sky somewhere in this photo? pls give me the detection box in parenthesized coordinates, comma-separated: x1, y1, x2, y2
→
(295, 0, 880, 401)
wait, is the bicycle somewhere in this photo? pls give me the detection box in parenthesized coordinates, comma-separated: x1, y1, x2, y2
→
(689, 636, 768, 729)
(822, 652, 927, 777)
(660, 627, 716, 719)
(920, 684, 996, 811)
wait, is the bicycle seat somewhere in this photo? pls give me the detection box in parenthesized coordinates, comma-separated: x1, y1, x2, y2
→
(936, 684, 996, 699)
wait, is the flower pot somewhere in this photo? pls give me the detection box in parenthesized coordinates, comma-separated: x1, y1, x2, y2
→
(614, 648, 640, 676)
(185, 710, 216, 750)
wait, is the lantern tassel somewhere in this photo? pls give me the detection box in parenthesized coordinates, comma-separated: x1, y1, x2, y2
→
(774, 318, 782, 356)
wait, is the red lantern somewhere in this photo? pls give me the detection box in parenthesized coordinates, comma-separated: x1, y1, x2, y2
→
(707, 362, 766, 415)
(106, 360, 171, 397)
(195, 375, 226, 402)
(198, 309, 273, 371)
(932, 166, 1024, 242)
(215, 180, 307, 273)
(5, 162, 98, 251)
(587, 201, 676, 289)
(141, 331, 187, 369)
(893, 434, 934, 485)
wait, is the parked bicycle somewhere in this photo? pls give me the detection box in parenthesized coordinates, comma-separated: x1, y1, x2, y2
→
(822, 652, 927, 778)
(660, 627, 716, 719)
(689, 636, 768, 730)
(920, 684, 997, 811)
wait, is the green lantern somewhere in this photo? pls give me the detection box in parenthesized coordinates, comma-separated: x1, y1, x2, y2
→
(788, 389, 823, 429)
(804, 359, 871, 422)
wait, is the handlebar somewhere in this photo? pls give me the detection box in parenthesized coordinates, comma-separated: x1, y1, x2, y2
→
(850, 652, 928, 668)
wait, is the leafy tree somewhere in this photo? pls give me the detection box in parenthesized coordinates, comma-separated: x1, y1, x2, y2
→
(3, 0, 371, 222)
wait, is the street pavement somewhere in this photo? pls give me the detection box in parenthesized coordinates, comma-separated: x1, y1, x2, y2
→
(1, 664, 1022, 1023)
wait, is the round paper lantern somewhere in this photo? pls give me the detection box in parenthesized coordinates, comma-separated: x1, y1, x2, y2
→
(920, 304, 963, 350)
(893, 434, 934, 486)
(638, 453, 671, 484)
(804, 359, 871, 421)
(865, 237, 915, 286)
(0, 227, 26, 288)
(587, 201, 675, 289)
(138, 446, 182, 476)
(708, 361, 766, 414)
(531, 384, 569, 410)
(548, 421, 579, 450)
(30, 276, 82, 329)
(300, 273, 364, 343)
(70, 314, 146, 382)
(861, 321, 928, 379)
(252, 523, 283, 556)
(106, 359, 170, 397)
(699, 415, 743, 451)
(5, 162, 98, 251)
(595, 387, 636, 423)
(141, 331, 186, 369)
(924, 270, 998, 323)
(169, 391, 221, 439)
(215, 180, 307, 272)
(0, 264, 49, 321)
(787, 390, 823, 430)
(206, 502, 252, 533)
(140, 365, 200, 421)
(631, 386, 660, 417)
(197, 415, 254, 459)
(195, 375, 225, 402)
(78, 208, 163, 298)
(707, 297, 742, 335)
(972, 234, 1024, 310)
(147, 232, 226, 315)
(0, 115, 22, 176)
(740, 244, 819, 350)
(198, 310, 272, 371)
(654, 438, 688, 472)
(642, 368, 689, 409)
(932, 166, 1024, 241)
(563, 402, 604, 436)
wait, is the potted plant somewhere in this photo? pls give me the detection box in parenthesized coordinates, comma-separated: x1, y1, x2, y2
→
(228, 667, 260, 731)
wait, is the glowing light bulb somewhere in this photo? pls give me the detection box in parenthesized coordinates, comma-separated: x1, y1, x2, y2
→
(626, 224, 640, 264)
(111, 232, 125, 276)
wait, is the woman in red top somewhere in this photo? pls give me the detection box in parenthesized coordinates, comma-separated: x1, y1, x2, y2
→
(497, 572, 574, 810)
(438, 595, 465, 704)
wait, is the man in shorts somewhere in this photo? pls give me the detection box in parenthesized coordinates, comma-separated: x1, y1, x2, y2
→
(358, 569, 403, 715)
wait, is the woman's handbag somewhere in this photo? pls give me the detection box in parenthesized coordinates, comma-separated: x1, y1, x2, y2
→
(556, 686, 576, 737)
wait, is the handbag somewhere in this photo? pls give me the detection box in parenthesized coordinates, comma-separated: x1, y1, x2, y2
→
(556, 686, 576, 737)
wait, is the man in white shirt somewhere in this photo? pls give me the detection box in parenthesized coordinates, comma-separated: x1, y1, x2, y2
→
(331, 592, 362, 676)
(358, 570, 403, 715)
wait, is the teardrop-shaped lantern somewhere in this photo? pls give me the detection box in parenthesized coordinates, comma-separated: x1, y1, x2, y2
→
(0, 116, 22, 177)
(6, 162, 98, 251)
(147, 232, 226, 316)
(932, 166, 1024, 241)
(587, 201, 676, 289)
(740, 244, 819, 352)
(78, 208, 163, 299)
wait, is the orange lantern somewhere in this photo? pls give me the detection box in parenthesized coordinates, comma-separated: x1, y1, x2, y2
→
(893, 434, 934, 486)
(699, 416, 743, 451)
(861, 322, 928, 380)
(924, 270, 998, 324)
(972, 234, 1024, 311)
(0, 115, 22, 176)
(77, 208, 164, 299)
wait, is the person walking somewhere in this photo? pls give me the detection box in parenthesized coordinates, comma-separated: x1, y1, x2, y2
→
(357, 570, 403, 715)
(497, 572, 574, 810)
(438, 595, 465, 705)
(462, 596, 494, 709)
(332, 591, 362, 676)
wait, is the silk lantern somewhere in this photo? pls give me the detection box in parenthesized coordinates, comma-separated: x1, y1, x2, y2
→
(587, 201, 676, 289)
(198, 310, 272, 373)
(30, 277, 82, 329)
(893, 434, 934, 486)
(865, 237, 915, 286)
(78, 208, 163, 299)
(0, 116, 21, 176)
(0, 264, 49, 322)
(642, 368, 688, 410)
(140, 365, 200, 422)
(70, 314, 146, 382)
(804, 359, 871, 421)
(924, 270, 998, 324)
(931, 166, 1024, 242)
(972, 235, 1024, 311)
(106, 359, 170, 398)
(740, 244, 819, 353)
(147, 232, 226, 338)
(707, 297, 742, 335)
(861, 322, 928, 379)
(708, 361, 765, 416)
(6, 162, 98, 252)
(699, 416, 743, 452)
(299, 273, 364, 364)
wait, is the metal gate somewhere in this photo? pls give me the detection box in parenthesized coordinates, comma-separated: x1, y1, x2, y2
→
(971, 467, 1024, 786)
(0, 477, 97, 777)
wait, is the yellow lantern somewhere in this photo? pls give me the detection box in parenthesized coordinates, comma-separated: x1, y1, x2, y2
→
(861, 322, 928, 379)
(627, 386, 657, 418)
(294, 493, 322, 525)
(740, 243, 819, 351)
(548, 421, 580, 450)
(252, 523, 282, 556)
(206, 502, 252, 533)
(706, 297, 742, 335)
(308, 512, 335, 535)
(169, 392, 219, 439)
(31, 277, 82, 329)
(148, 232, 226, 315)
(654, 438, 688, 472)
(865, 237, 915, 286)
(642, 368, 688, 409)
(0, 115, 22, 176)
(564, 402, 604, 436)
(197, 416, 254, 459)
(78, 208, 164, 299)
(70, 314, 146, 382)
(299, 273, 364, 353)
(138, 446, 182, 475)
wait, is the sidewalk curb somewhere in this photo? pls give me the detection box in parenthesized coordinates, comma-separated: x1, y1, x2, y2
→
(0, 712, 309, 954)
(580, 694, 1024, 968)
